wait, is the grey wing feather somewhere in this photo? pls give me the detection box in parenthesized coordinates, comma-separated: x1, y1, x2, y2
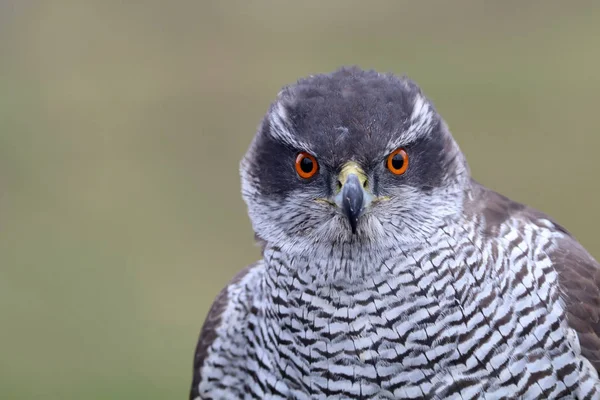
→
(189, 264, 257, 400)
(551, 235, 600, 372)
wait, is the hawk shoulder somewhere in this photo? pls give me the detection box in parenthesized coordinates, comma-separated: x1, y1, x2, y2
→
(472, 180, 600, 373)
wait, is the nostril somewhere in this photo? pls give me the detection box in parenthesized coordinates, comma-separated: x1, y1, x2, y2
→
(362, 179, 368, 189)
(336, 180, 343, 192)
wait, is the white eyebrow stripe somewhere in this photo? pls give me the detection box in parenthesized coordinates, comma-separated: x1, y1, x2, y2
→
(385, 94, 435, 153)
(267, 102, 315, 154)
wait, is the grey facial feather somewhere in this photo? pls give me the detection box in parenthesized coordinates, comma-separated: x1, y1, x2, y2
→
(241, 67, 469, 280)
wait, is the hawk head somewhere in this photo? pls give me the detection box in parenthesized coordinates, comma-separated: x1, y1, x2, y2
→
(241, 67, 470, 257)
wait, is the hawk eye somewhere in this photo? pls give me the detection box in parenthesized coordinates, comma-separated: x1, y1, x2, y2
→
(386, 148, 409, 175)
(295, 152, 319, 179)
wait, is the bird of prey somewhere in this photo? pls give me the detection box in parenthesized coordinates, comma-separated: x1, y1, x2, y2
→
(190, 67, 600, 399)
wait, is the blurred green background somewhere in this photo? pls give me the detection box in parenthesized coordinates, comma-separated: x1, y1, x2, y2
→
(1, 1, 599, 399)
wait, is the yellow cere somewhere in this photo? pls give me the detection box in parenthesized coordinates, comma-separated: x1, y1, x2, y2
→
(338, 162, 368, 190)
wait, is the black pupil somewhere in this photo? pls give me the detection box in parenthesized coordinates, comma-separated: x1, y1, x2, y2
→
(300, 156, 314, 173)
(391, 154, 404, 170)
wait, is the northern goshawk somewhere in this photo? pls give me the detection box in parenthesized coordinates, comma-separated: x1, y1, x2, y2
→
(190, 67, 600, 399)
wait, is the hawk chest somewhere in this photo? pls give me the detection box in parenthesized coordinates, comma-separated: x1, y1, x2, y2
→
(238, 225, 597, 399)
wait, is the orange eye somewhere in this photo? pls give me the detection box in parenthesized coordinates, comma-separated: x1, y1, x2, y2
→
(386, 148, 409, 175)
(295, 152, 319, 179)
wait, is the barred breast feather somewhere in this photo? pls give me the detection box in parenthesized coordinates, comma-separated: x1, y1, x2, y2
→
(190, 181, 600, 399)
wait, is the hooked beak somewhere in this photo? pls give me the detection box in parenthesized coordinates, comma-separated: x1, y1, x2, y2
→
(334, 162, 371, 234)
(341, 174, 364, 234)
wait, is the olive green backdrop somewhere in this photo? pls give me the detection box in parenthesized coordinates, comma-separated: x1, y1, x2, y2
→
(1, 1, 599, 399)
